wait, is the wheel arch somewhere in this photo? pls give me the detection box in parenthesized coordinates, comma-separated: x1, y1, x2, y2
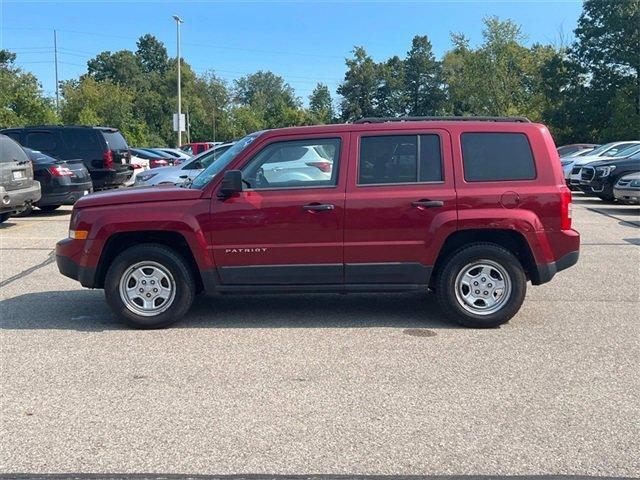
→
(95, 231, 204, 292)
(430, 229, 537, 288)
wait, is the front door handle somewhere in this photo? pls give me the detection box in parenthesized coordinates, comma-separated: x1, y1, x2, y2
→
(412, 199, 444, 208)
(302, 203, 335, 212)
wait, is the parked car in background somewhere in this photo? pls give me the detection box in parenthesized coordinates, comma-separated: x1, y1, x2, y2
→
(569, 144, 640, 190)
(579, 151, 640, 201)
(557, 143, 599, 157)
(57, 117, 580, 329)
(0, 134, 41, 222)
(563, 141, 640, 187)
(130, 148, 171, 169)
(151, 148, 192, 163)
(135, 142, 235, 186)
(180, 142, 217, 156)
(1, 126, 132, 190)
(18, 148, 93, 215)
(124, 153, 150, 187)
(613, 172, 640, 204)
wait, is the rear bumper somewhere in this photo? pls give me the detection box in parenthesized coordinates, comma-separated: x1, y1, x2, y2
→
(532, 250, 580, 285)
(0, 183, 42, 213)
(55, 238, 98, 288)
(91, 168, 132, 190)
(38, 182, 93, 206)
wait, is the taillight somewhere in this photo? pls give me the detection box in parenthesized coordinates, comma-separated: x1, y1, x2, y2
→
(306, 161, 332, 173)
(150, 159, 168, 169)
(132, 163, 143, 169)
(560, 187, 572, 230)
(103, 150, 114, 169)
(49, 165, 75, 177)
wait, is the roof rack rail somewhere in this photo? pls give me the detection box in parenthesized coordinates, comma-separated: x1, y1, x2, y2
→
(353, 116, 531, 124)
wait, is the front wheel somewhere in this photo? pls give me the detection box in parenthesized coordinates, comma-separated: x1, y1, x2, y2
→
(436, 243, 526, 328)
(0, 212, 10, 223)
(104, 244, 196, 328)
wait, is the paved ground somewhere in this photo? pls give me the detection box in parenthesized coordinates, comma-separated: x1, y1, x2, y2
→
(0, 195, 639, 478)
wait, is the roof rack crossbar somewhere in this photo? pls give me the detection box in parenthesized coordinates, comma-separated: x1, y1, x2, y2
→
(353, 116, 531, 124)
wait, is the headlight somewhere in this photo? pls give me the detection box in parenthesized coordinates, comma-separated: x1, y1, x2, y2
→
(630, 179, 640, 187)
(561, 159, 573, 167)
(595, 165, 616, 177)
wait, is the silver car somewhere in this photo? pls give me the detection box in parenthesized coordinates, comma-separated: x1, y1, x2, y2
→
(562, 141, 640, 184)
(134, 142, 235, 186)
(0, 134, 41, 223)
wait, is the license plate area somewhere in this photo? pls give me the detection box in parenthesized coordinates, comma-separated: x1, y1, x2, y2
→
(12, 170, 25, 180)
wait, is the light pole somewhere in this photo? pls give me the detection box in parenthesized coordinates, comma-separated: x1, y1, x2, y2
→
(172, 15, 184, 147)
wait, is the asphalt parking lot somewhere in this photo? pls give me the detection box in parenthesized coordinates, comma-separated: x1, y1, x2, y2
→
(0, 195, 639, 477)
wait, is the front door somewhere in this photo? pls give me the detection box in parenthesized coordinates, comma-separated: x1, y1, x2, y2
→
(344, 129, 457, 285)
(210, 133, 349, 285)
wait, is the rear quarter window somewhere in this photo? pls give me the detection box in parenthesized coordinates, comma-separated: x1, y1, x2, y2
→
(60, 129, 102, 153)
(461, 132, 536, 182)
(101, 130, 129, 150)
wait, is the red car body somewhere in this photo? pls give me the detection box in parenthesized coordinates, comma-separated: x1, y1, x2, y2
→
(57, 119, 579, 327)
(180, 142, 216, 156)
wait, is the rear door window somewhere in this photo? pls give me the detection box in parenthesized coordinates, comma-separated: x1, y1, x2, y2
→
(358, 134, 443, 185)
(61, 129, 101, 153)
(25, 131, 57, 153)
(461, 132, 536, 182)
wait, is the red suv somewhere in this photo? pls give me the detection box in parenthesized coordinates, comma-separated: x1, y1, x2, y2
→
(56, 117, 579, 329)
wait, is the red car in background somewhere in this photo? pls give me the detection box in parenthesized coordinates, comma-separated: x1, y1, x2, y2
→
(180, 142, 219, 155)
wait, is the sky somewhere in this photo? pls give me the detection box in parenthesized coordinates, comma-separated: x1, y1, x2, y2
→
(1, 0, 584, 105)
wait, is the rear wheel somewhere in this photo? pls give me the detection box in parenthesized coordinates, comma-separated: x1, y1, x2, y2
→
(39, 205, 61, 212)
(436, 243, 526, 328)
(104, 244, 196, 328)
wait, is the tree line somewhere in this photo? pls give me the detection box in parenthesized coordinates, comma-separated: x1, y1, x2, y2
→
(1, 0, 637, 147)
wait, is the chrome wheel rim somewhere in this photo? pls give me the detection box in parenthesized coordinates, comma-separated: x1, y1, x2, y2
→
(454, 260, 511, 316)
(119, 261, 176, 317)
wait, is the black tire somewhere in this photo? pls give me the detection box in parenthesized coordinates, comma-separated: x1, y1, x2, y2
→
(0, 212, 10, 223)
(39, 205, 61, 212)
(435, 243, 527, 328)
(104, 243, 196, 329)
(13, 205, 33, 217)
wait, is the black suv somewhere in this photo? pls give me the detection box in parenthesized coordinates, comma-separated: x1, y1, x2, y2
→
(1, 126, 132, 190)
(580, 151, 640, 201)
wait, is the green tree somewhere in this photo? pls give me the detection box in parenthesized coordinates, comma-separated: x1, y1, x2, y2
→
(309, 83, 334, 123)
(338, 47, 378, 121)
(136, 34, 169, 74)
(60, 77, 149, 145)
(0, 50, 57, 127)
(375, 56, 407, 117)
(404, 35, 444, 115)
(87, 50, 142, 88)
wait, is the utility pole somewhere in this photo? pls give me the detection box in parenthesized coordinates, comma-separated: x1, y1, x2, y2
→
(172, 15, 184, 147)
(54, 29, 59, 112)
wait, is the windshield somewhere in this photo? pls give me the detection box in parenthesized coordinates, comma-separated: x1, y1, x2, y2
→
(586, 142, 620, 156)
(190, 132, 263, 189)
(613, 144, 640, 158)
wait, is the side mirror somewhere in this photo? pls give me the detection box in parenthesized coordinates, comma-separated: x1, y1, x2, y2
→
(218, 170, 243, 199)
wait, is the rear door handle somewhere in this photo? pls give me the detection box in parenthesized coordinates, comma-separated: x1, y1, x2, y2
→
(412, 199, 444, 208)
(302, 203, 335, 212)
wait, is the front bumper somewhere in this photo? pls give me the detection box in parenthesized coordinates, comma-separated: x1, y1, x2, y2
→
(56, 238, 98, 288)
(614, 187, 640, 203)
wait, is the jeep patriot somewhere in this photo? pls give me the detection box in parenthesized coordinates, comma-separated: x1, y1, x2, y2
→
(56, 117, 580, 328)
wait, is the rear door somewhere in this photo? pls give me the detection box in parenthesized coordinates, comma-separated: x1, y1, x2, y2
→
(99, 128, 131, 165)
(344, 129, 456, 285)
(0, 135, 36, 192)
